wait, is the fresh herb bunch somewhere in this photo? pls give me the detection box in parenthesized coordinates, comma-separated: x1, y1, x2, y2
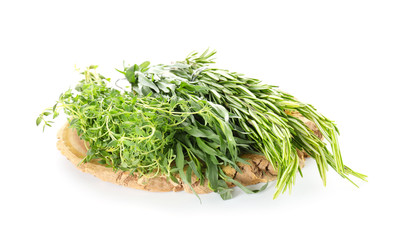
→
(38, 50, 366, 200)
(38, 66, 202, 179)
(38, 65, 254, 199)
(116, 49, 366, 198)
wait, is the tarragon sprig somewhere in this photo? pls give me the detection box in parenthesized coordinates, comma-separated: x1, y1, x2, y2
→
(121, 49, 366, 198)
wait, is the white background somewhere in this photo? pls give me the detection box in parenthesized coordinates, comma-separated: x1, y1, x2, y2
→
(1, 1, 393, 239)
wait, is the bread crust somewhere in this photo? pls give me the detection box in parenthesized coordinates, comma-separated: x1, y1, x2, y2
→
(57, 114, 320, 194)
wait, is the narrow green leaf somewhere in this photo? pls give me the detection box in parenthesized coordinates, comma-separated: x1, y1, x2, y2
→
(206, 155, 219, 191)
(137, 73, 159, 93)
(196, 137, 218, 156)
(125, 64, 138, 84)
(36, 117, 42, 126)
(217, 180, 233, 200)
(139, 61, 150, 71)
(208, 102, 229, 122)
(98, 160, 106, 165)
(186, 166, 192, 183)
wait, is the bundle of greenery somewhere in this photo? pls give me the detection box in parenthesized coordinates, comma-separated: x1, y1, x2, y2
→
(38, 50, 366, 200)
